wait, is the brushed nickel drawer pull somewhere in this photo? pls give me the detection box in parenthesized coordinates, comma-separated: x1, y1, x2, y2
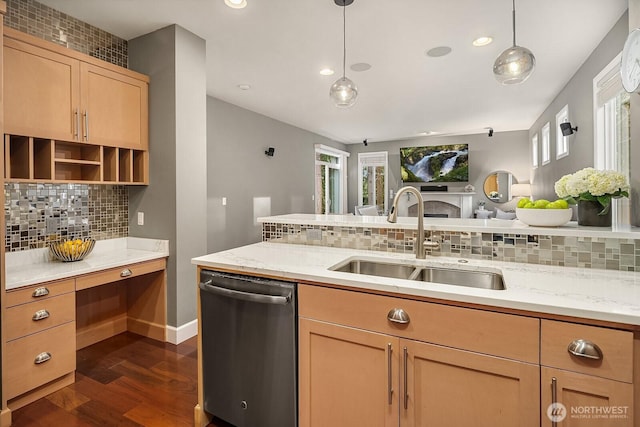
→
(120, 268, 132, 277)
(387, 308, 410, 324)
(32, 309, 50, 321)
(34, 352, 51, 365)
(32, 287, 50, 298)
(74, 109, 79, 139)
(567, 339, 603, 360)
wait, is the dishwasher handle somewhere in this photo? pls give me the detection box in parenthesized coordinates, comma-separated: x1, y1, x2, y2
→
(199, 279, 291, 305)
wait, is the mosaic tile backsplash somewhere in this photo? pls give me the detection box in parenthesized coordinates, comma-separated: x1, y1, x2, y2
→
(4, 183, 128, 251)
(262, 222, 640, 272)
(4, 0, 128, 68)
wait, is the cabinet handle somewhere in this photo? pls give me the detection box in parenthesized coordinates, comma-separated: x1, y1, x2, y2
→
(74, 109, 79, 139)
(83, 110, 89, 141)
(551, 377, 558, 427)
(403, 346, 408, 410)
(567, 339, 603, 360)
(120, 268, 132, 277)
(387, 343, 393, 405)
(34, 352, 51, 365)
(32, 287, 50, 298)
(32, 309, 50, 321)
(387, 308, 410, 324)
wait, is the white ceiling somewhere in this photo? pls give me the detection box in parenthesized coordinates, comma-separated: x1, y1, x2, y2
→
(38, 0, 628, 144)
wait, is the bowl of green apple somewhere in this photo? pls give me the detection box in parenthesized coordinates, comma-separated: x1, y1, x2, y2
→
(515, 198, 573, 227)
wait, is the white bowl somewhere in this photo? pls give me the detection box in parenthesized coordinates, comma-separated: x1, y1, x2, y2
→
(516, 208, 572, 227)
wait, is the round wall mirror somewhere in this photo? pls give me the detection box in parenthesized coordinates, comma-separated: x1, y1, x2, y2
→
(483, 171, 516, 204)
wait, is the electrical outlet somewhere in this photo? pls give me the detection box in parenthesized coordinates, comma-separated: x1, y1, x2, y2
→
(137, 212, 144, 226)
(307, 229, 322, 241)
(222, 197, 227, 206)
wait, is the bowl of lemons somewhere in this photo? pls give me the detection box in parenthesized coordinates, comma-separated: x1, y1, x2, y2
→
(515, 198, 573, 227)
(49, 238, 96, 262)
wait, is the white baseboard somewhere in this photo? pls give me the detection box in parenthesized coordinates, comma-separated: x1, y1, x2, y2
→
(166, 318, 198, 344)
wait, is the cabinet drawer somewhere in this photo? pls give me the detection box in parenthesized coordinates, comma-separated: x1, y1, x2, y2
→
(75, 258, 166, 291)
(5, 292, 75, 341)
(5, 279, 75, 308)
(4, 322, 76, 399)
(541, 320, 633, 383)
(299, 284, 539, 363)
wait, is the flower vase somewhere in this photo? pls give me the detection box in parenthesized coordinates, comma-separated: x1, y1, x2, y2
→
(577, 200, 612, 227)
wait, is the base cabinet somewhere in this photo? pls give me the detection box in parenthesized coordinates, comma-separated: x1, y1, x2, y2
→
(298, 318, 539, 427)
(403, 339, 539, 427)
(541, 368, 633, 427)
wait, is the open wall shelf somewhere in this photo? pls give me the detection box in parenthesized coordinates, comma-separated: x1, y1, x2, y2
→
(4, 134, 148, 185)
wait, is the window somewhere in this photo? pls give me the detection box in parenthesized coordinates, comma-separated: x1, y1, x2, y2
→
(555, 105, 570, 159)
(531, 133, 539, 168)
(541, 123, 551, 165)
(357, 152, 388, 214)
(593, 52, 630, 225)
(314, 144, 349, 214)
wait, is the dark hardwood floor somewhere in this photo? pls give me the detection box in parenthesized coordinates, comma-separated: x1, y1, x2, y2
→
(10, 332, 230, 427)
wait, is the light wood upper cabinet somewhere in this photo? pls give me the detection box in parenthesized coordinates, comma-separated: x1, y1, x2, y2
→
(3, 37, 80, 141)
(80, 63, 148, 150)
(3, 28, 149, 150)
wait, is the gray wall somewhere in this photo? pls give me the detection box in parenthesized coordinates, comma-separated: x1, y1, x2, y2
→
(529, 11, 628, 201)
(128, 25, 208, 329)
(346, 131, 530, 214)
(629, 1, 640, 225)
(207, 97, 345, 253)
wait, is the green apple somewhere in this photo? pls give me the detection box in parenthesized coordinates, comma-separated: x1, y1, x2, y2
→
(533, 199, 550, 208)
(517, 198, 531, 208)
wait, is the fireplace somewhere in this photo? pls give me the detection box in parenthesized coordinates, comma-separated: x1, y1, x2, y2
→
(405, 192, 474, 218)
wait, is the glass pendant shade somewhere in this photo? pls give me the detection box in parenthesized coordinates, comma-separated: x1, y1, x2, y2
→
(330, 76, 358, 108)
(493, 45, 535, 84)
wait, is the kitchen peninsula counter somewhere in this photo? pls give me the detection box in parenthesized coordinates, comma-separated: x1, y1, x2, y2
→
(192, 241, 640, 328)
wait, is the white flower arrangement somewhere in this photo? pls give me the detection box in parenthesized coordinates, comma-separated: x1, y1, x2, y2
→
(554, 167, 629, 214)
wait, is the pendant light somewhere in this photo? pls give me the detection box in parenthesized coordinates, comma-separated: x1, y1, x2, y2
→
(493, 0, 535, 85)
(329, 0, 358, 108)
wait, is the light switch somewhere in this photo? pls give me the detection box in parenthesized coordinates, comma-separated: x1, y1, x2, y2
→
(137, 212, 144, 225)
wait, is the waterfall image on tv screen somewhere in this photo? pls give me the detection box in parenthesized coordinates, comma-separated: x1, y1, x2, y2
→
(400, 144, 469, 183)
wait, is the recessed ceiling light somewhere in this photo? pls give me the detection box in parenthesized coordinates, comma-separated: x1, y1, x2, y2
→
(237, 84, 251, 90)
(224, 0, 247, 9)
(472, 36, 493, 47)
(350, 63, 372, 72)
(426, 46, 452, 58)
(320, 68, 335, 76)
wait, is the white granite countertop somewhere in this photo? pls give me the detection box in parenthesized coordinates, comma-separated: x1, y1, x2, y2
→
(5, 237, 169, 290)
(258, 213, 640, 239)
(192, 242, 640, 327)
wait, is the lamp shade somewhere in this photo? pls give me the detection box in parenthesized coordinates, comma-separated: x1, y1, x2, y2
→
(511, 183, 532, 197)
(330, 76, 358, 108)
(493, 45, 535, 84)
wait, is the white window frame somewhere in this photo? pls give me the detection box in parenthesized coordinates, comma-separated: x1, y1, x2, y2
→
(531, 133, 539, 169)
(555, 105, 570, 160)
(541, 123, 551, 165)
(593, 52, 630, 226)
(357, 151, 389, 214)
(314, 144, 349, 214)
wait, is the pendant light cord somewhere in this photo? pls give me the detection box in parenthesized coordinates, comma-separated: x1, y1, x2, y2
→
(342, 2, 346, 78)
(512, 0, 516, 47)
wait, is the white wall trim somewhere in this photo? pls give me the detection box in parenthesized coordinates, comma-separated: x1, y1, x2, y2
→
(166, 319, 198, 344)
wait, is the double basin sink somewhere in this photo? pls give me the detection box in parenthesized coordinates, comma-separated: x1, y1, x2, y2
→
(329, 258, 505, 290)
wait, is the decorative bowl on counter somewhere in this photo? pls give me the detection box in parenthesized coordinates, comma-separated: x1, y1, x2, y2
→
(49, 238, 96, 262)
(516, 208, 572, 227)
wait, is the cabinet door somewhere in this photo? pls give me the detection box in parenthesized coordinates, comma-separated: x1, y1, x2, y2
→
(401, 339, 539, 427)
(80, 62, 148, 149)
(4, 38, 80, 141)
(541, 367, 633, 427)
(299, 318, 399, 427)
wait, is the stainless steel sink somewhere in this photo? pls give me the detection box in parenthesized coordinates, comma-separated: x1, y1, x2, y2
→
(330, 258, 505, 290)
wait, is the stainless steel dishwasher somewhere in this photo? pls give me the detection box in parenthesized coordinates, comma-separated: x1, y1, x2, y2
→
(199, 270, 297, 427)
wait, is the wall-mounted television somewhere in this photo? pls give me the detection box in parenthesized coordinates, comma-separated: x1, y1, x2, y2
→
(400, 144, 469, 183)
